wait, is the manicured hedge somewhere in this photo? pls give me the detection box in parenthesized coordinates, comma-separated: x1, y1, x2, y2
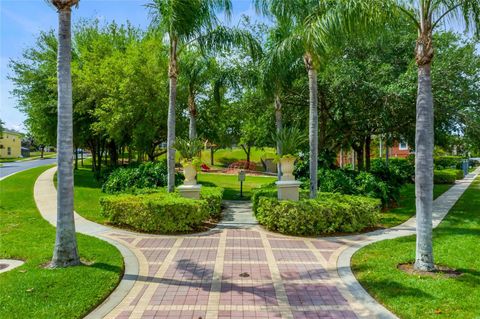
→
(253, 190, 380, 236)
(434, 169, 463, 184)
(100, 186, 223, 233)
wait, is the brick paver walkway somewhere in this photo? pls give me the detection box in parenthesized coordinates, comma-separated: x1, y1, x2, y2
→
(103, 201, 357, 319)
(33, 167, 480, 319)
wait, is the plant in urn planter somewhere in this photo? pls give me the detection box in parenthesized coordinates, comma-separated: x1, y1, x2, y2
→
(174, 137, 203, 185)
(274, 127, 306, 181)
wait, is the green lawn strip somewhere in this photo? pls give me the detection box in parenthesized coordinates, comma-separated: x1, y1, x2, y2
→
(72, 166, 105, 224)
(379, 184, 452, 228)
(198, 172, 276, 200)
(0, 166, 123, 319)
(351, 176, 480, 319)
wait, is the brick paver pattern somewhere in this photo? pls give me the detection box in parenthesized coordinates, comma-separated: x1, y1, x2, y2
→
(106, 220, 356, 319)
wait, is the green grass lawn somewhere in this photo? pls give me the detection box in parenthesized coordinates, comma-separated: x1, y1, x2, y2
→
(202, 147, 275, 167)
(0, 166, 123, 319)
(198, 172, 277, 200)
(351, 176, 480, 319)
(378, 184, 452, 228)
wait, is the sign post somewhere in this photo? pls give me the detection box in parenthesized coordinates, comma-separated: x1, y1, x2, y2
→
(238, 170, 246, 198)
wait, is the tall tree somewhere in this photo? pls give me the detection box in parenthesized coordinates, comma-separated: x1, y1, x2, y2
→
(147, 0, 260, 192)
(255, 0, 364, 198)
(48, 0, 80, 268)
(389, 0, 480, 271)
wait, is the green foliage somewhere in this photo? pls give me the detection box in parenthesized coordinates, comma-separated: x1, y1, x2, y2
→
(254, 193, 380, 236)
(174, 137, 204, 161)
(102, 161, 184, 194)
(316, 168, 394, 205)
(200, 186, 224, 218)
(433, 169, 460, 184)
(273, 126, 306, 156)
(100, 186, 223, 233)
(433, 156, 465, 169)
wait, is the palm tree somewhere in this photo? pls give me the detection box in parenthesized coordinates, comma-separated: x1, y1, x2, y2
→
(255, 0, 360, 198)
(388, 0, 480, 271)
(147, 0, 261, 192)
(179, 49, 215, 139)
(261, 20, 298, 180)
(47, 0, 80, 268)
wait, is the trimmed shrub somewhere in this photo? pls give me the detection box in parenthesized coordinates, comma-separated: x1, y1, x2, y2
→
(102, 161, 184, 194)
(254, 193, 380, 236)
(100, 186, 223, 233)
(434, 156, 464, 170)
(433, 169, 459, 184)
(200, 187, 224, 219)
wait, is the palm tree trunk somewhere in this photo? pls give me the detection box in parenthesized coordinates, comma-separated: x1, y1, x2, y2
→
(52, 6, 80, 268)
(188, 91, 197, 139)
(365, 135, 371, 171)
(414, 62, 435, 271)
(274, 93, 282, 180)
(304, 53, 318, 198)
(167, 38, 178, 192)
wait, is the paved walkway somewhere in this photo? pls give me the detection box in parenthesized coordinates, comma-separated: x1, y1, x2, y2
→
(33, 167, 479, 319)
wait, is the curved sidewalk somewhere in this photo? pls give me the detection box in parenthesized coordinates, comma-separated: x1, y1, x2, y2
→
(33, 167, 479, 319)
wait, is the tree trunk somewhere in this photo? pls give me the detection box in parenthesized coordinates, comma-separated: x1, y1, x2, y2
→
(188, 90, 197, 140)
(81, 148, 83, 167)
(356, 146, 364, 171)
(365, 135, 371, 171)
(274, 93, 282, 180)
(304, 53, 318, 198)
(167, 38, 178, 192)
(414, 62, 435, 271)
(52, 7, 80, 268)
(40, 146, 45, 159)
(210, 147, 215, 166)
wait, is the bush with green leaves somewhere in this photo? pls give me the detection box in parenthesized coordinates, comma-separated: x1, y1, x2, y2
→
(370, 158, 415, 185)
(100, 186, 223, 233)
(434, 156, 464, 170)
(433, 169, 463, 184)
(316, 168, 393, 206)
(102, 160, 184, 194)
(254, 193, 380, 236)
(433, 169, 457, 184)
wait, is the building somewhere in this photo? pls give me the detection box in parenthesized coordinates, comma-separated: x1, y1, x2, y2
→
(336, 140, 411, 167)
(0, 130, 22, 158)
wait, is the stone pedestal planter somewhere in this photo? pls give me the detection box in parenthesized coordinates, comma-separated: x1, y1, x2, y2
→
(178, 184, 202, 199)
(276, 180, 302, 201)
(279, 156, 295, 181)
(183, 162, 197, 185)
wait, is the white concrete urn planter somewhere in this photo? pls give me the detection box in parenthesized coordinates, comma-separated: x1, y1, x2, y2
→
(183, 161, 197, 185)
(280, 156, 296, 181)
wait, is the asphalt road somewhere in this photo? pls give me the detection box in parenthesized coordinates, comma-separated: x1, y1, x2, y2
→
(0, 158, 57, 179)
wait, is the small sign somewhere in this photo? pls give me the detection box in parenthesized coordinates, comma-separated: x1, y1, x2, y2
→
(238, 170, 246, 182)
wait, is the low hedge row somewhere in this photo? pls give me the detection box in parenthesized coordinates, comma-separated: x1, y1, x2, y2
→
(100, 187, 223, 233)
(434, 169, 463, 184)
(253, 189, 380, 236)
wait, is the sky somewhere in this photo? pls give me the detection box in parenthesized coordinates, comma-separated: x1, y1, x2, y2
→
(0, 0, 256, 133)
(0, 1, 476, 133)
